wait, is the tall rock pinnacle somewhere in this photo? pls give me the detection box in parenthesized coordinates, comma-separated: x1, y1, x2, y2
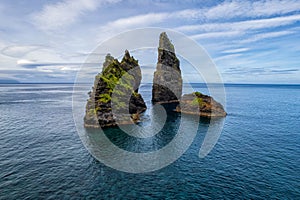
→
(152, 32, 183, 103)
(84, 51, 146, 128)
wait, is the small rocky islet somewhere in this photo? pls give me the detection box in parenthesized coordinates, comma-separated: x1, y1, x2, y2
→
(175, 92, 227, 117)
(84, 32, 226, 128)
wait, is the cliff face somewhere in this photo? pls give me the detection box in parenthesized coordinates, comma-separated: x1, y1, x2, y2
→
(84, 50, 146, 128)
(175, 92, 227, 117)
(152, 32, 183, 103)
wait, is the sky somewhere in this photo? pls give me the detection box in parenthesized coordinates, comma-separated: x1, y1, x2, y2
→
(0, 0, 300, 84)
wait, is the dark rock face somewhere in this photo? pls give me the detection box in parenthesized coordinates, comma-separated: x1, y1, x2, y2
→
(84, 51, 146, 128)
(175, 92, 227, 117)
(152, 32, 183, 104)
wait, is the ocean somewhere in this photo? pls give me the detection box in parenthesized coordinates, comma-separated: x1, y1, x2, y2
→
(0, 83, 299, 199)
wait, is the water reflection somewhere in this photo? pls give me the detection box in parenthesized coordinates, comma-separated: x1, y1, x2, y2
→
(86, 104, 181, 153)
(73, 85, 225, 173)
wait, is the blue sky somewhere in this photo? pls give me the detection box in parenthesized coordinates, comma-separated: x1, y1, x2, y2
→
(0, 0, 300, 83)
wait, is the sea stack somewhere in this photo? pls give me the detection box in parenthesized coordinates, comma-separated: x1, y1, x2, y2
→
(152, 32, 183, 104)
(175, 92, 227, 117)
(84, 50, 147, 128)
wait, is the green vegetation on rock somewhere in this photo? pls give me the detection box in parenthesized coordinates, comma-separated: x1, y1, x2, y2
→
(84, 51, 147, 128)
(193, 91, 202, 96)
(192, 96, 205, 107)
(99, 93, 111, 103)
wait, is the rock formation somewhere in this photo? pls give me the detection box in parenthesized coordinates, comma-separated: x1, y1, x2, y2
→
(175, 92, 227, 117)
(152, 32, 183, 104)
(84, 50, 147, 128)
(84, 33, 226, 129)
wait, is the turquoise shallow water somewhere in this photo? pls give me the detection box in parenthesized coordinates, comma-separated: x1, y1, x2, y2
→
(0, 84, 299, 199)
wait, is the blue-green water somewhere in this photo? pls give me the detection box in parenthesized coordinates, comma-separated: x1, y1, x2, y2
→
(0, 84, 299, 199)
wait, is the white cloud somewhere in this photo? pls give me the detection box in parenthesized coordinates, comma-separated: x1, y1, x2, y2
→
(190, 31, 242, 40)
(105, 13, 168, 30)
(31, 0, 121, 31)
(36, 66, 54, 73)
(240, 30, 296, 43)
(204, 0, 300, 20)
(204, 1, 251, 20)
(250, 0, 300, 17)
(24, 48, 72, 63)
(95, 8, 210, 41)
(94, 3, 300, 43)
(233, 14, 300, 31)
(1, 45, 45, 58)
(100, 0, 300, 31)
(36, 65, 80, 73)
(176, 14, 300, 33)
(106, 0, 300, 30)
(214, 53, 243, 62)
(17, 59, 36, 65)
(222, 48, 250, 54)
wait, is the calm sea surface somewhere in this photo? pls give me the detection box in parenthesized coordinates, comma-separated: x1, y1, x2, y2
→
(0, 83, 299, 199)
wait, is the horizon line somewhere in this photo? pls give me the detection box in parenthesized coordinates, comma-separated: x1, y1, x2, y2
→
(1, 82, 300, 86)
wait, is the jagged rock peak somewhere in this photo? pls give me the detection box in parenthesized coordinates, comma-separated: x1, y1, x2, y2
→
(121, 50, 139, 66)
(103, 53, 114, 71)
(159, 32, 175, 53)
(124, 49, 130, 59)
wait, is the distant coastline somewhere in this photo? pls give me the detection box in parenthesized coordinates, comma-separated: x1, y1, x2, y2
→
(0, 82, 75, 84)
(0, 79, 20, 84)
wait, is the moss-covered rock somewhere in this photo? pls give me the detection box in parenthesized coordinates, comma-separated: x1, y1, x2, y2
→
(175, 92, 227, 117)
(84, 50, 146, 128)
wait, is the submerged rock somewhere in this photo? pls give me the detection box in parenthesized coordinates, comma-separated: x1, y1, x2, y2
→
(175, 92, 227, 117)
(152, 32, 183, 104)
(84, 51, 146, 128)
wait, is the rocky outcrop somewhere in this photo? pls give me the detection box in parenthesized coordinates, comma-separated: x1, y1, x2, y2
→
(152, 32, 183, 104)
(152, 32, 226, 117)
(84, 50, 147, 128)
(175, 92, 227, 117)
(84, 32, 226, 128)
